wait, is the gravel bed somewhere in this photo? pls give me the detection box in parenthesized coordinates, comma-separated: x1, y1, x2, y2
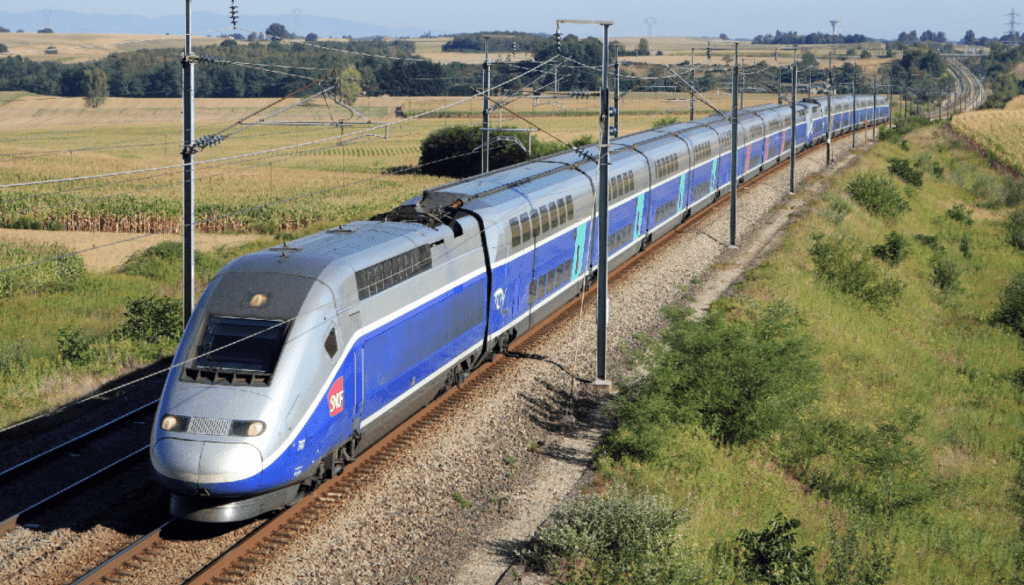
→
(0, 136, 864, 585)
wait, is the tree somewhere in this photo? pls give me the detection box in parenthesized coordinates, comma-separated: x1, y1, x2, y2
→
(0, 43, 7, 54)
(963, 30, 977, 45)
(265, 23, 290, 39)
(800, 51, 818, 69)
(636, 38, 650, 56)
(861, 50, 872, 59)
(83, 68, 108, 108)
(336, 65, 362, 105)
(720, 33, 729, 40)
(305, 32, 318, 42)
(38, 28, 54, 34)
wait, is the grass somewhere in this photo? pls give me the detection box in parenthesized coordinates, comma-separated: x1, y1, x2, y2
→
(591, 123, 1024, 583)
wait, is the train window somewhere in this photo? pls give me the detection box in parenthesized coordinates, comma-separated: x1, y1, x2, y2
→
(356, 245, 433, 301)
(557, 199, 567, 224)
(548, 202, 559, 228)
(510, 218, 521, 248)
(628, 171, 635, 193)
(540, 205, 550, 233)
(530, 210, 541, 238)
(548, 269, 556, 291)
(529, 280, 536, 305)
(196, 317, 288, 374)
(564, 259, 572, 279)
(538, 274, 547, 297)
(556, 264, 564, 287)
(566, 195, 574, 220)
(519, 213, 530, 243)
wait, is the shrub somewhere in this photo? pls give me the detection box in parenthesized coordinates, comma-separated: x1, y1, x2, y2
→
(120, 241, 217, 280)
(652, 116, 679, 128)
(846, 173, 909, 219)
(887, 157, 924, 187)
(809, 234, 904, 307)
(990, 271, 1024, 337)
(1004, 177, 1024, 207)
(57, 327, 92, 365)
(526, 485, 700, 584)
(711, 514, 816, 585)
(913, 233, 943, 251)
(946, 203, 974, 226)
(870, 231, 909, 266)
(611, 302, 819, 449)
(819, 192, 852, 225)
(1007, 208, 1024, 251)
(114, 296, 183, 344)
(929, 251, 963, 292)
(879, 115, 930, 142)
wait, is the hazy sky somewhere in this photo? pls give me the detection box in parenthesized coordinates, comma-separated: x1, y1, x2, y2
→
(7, 2, 1015, 40)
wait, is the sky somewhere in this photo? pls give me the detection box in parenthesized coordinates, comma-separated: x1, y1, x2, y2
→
(5, 1, 1017, 41)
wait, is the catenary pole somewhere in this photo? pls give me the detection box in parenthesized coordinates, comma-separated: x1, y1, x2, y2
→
(182, 0, 196, 328)
(826, 52, 832, 167)
(481, 37, 491, 174)
(730, 42, 739, 247)
(790, 47, 796, 195)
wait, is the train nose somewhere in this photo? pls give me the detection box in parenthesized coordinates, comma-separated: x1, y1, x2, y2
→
(152, 438, 263, 494)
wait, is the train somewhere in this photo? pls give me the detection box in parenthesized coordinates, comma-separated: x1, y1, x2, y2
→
(150, 93, 889, 522)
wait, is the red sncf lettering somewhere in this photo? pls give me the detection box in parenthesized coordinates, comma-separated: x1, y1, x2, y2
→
(327, 377, 344, 417)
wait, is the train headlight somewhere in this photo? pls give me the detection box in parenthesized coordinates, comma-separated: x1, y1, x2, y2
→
(230, 420, 266, 437)
(160, 415, 189, 432)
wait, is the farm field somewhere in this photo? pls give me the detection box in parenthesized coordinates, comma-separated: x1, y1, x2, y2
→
(952, 95, 1024, 174)
(0, 32, 223, 63)
(0, 90, 784, 240)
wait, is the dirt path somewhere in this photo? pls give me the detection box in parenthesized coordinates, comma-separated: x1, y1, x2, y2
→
(0, 229, 261, 272)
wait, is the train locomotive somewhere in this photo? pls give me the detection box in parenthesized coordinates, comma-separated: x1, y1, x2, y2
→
(150, 93, 889, 522)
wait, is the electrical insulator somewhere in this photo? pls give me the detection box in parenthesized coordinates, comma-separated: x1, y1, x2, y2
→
(230, 1, 239, 28)
(554, 31, 562, 54)
(609, 126, 618, 138)
(706, 43, 711, 60)
(773, 49, 778, 61)
(513, 40, 517, 58)
(608, 107, 617, 117)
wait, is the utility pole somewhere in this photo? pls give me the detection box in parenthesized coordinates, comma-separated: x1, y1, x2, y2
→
(873, 75, 877, 140)
(790, 47, 797, 195)
(826, 52, 833, 167)
(558, 19, 614, 385)
(690, 47, 695, 120)
(852, 69, 857, 149)
(614, 56, 620, 133)
(182, 0, 196, 328)
(481, 36, 492, 174)
(730, 42, 739, 247)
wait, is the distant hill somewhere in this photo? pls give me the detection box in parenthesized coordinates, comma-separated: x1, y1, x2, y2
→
(0, 9, 428, 39)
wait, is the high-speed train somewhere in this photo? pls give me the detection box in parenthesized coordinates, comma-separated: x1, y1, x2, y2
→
(150, 93, 889, 522)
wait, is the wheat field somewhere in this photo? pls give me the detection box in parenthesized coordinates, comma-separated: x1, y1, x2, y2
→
(952, 105, 1024, 174)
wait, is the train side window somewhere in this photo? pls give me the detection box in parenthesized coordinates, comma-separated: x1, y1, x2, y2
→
(564, 259, 571, 277)
(510, 218, 521, 248)
(557, 199, 567, 224)
(548, 269, 556, 291)
(556, 264, 564, 287)
(548, 202, 559, 228)
(565, 195, 574, 220)
(628, 170, 635, 192)
(324, 329, 338, 358)
(530, 210, 540, 238)
(529, 280, 536, 305)
(519, 213, 531, 243)
(538, 274, 547, 297)
(540, 205, 551, 233)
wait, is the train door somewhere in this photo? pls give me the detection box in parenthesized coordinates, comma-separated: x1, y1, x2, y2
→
(349, 312, 365, 430)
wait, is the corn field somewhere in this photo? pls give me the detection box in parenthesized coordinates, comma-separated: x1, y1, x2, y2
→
(952, 106, 1024, 175)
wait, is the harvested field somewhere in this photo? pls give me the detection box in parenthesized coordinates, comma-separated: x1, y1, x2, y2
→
(0, 32, 222, 63)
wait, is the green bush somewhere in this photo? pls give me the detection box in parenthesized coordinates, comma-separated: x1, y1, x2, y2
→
(819, 192, 853, 225)
(887, 157, 924, 187)
(1004, 177, 1024, 207)
(990, 271, 1024, 337)
(913, 233, 943, 251)
(870, 231, 909, 266)
(57, 326, 92, 365)
(611, 302, 819, 450)
(711, 514, 816, 585)
(946, 203, 974, 226)
(809, 234, 904, 308)
(879, 115, 930, 142)
(652, 116, 679, 128)
(526, 485, 700, 584)
(114, 296, 183, 344)
(1006, 208, 1024, 251)
(120, 241, 218, 281)
(929, 251, 963, 292)
(846, 173, 909, 219)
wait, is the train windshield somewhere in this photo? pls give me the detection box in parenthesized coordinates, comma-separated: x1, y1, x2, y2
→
(196, 316, 288, 374)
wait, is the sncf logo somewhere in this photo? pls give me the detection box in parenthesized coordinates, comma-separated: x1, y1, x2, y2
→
(328, 377, 344, 417)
